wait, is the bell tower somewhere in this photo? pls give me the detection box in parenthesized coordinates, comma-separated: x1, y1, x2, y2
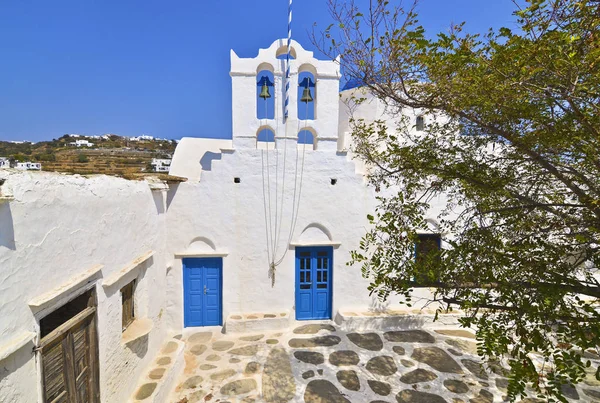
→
(230, 39, 341, 150)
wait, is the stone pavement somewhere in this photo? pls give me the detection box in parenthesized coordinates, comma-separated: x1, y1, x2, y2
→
(166, 322, 600, 403)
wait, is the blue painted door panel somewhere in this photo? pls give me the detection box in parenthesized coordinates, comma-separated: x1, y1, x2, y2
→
(183, 258, 222, 327)
(295, 247, 332, 320)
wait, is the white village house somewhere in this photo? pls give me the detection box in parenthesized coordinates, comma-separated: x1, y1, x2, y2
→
(150, 159, 172, 173)
(0, 40, 451, 403)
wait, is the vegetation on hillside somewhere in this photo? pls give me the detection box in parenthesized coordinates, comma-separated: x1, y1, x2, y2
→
(0, 134, 177, 176)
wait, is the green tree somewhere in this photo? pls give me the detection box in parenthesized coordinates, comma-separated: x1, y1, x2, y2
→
(76, 153, 89, 163)
(316, 0, 600, 400)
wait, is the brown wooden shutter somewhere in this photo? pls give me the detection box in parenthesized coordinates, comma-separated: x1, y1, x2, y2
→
(42, 337, 69, 403)
(121, 281, 135, 330)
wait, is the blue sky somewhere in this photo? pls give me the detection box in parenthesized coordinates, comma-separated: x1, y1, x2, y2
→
(0, 1, 519, 142)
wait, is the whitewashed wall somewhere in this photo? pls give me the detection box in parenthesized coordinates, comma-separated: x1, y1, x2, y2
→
(0, 171, 167, 403)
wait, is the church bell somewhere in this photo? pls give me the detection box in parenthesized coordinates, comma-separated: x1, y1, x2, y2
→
(300, 87, 313, 103)
(259, 82, 271, 99)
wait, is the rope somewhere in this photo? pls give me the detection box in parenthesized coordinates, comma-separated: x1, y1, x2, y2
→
(284, 0, 292, 120)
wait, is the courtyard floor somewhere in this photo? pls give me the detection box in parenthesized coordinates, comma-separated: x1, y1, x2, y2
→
(159, 321, 599, 403)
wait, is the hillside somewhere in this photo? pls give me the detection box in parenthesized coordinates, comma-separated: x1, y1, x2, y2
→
(0, 135, 177, 177)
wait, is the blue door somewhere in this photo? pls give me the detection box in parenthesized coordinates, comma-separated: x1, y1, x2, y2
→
(295, 247, 333, 320)
(183, 258, 222, 327)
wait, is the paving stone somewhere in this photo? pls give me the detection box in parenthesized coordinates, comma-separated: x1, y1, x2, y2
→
(329, 350, 359, 366)
(368, 380, 391, 396)
(149, 368, 165, 380)
(264, 314, 277, 318)
(396, 389, 448, 403)
(212, 340, 235, 351)
(444, 380, 469, 394)
(294, 351, 325, 365)
(434, 329, 476, 339)
(293, 324, 336, 334)
(412, 347, 463, 373)
(187, 389, 207, 402)
(220, 379, 257, 396)
(161, 341, 178, 354)
(347, 332, 384, 351)
(303, 370, 315, 379)
(244, 361, 260, 375)
(445, 339, 478, 355)
(272, 332, 283, 337)
(371, 401, 391, 403)
(205, 354, 221, 362)
(401, 359, 415, 367)
(317, 369, 323, 375)
(488, 360, 509, 376)
(231, 315, 242, 319)
(468, 390, 493, 403)
(384, 330, 435, 343)
(135, 383, 157, 400)
(304, 379, 351, 403)
(183, 375, 203, 389)
(461, 359, 488, 380)
(289, 335, 341, 348)
(448, 348, 463, 356)
(199, 364, 216, 370)
(210, 369, 236, 382)
(479, 382, 489, 387)
(156, 357, 171, 366)
(190, 344, 207, 356)
(263, 346, 295, 403)
(173, 334, 182, 340)
(393, 346, 405, 355)
(583, 388, 600, 399)
(188, 332, 212, 344)
(366, 355, 398, 376)
(266, 339, 279, 344)
(452, 399, 465, 403)
(400, 368, 438, 384)
(337, 370, 360, 391)
(247, 315, 258, 319)
(229, 345, 259, 356)
(495, 378, 508, 391)
(560, 384, 579, 400)
(584, 368, 600, 387)
(229, 357, 241, 364)
(240, 334, 264, 342)
(519, 399, 544, 403)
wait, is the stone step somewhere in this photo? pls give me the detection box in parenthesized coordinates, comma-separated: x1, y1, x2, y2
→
(334, 309, 462, 332)
(225, 311, 291, 334)
(129, 337, 185, 403)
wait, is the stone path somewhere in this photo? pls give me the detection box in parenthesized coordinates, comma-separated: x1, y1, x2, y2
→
(168, 324, 600, 403)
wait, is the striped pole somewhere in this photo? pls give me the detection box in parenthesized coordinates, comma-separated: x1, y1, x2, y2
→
(284, 0, 292, 120)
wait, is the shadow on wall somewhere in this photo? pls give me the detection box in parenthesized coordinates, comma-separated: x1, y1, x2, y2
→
(200, 152, 222, 172)
(152, 192, 165, 215)
(124, 333, 150, 358)
(0, 340, 35, 388)
(0, 204, 16, 250)
(166, 183, 180, 210)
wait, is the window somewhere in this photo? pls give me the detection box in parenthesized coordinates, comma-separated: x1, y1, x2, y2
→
(416, 115, 425, 131)
(121, 280, 135, 331)
(414, 234, 441, 284)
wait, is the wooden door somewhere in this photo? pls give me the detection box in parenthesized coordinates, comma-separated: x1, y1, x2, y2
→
(40, 306, 100, 403)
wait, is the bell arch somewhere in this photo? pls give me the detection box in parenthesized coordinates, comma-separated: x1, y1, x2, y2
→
(298, 70, 316, 120)
(298, 127, 317, 150)
(257, 125, 275, 150)
(257, 69, 275, 120)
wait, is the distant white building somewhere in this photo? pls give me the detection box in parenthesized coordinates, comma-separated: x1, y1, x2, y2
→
(15, 162, 41, 170)
(151, 158, 171, 173)
(70, 139, 94, 147)
(0, 158, 10, 168)
(130, 135, 154, 142)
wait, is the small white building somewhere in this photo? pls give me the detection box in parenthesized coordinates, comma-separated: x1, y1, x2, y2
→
(0, 157, 9, 168)
(150, 158, 171, 173)
(130, 135, 154, 142)
(70, 139, 94, 147)
(15, 161, 41, 170)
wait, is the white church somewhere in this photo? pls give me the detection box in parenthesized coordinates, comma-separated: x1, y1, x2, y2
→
(0, 40, 448, 403)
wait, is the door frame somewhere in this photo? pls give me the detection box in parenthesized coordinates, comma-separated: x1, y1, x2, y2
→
(182, 257, 223, 327)
(294, 246, 333, 320)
